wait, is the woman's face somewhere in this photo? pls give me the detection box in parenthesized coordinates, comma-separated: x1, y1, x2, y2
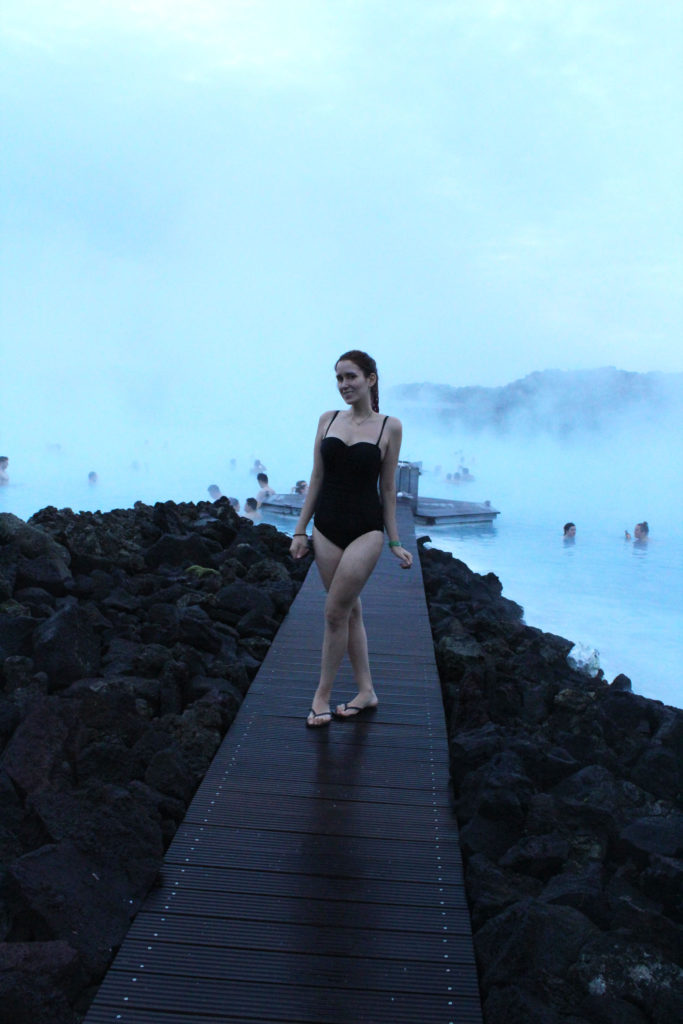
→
(335, 359, 375, 404)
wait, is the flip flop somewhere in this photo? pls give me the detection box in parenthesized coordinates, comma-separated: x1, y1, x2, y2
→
(334, 701, 378, 719)
(306, 708, 333, 728)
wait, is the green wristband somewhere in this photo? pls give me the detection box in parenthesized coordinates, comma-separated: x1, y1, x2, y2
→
(388, 540, 402, 548)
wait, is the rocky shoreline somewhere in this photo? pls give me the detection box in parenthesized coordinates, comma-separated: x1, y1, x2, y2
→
(0, 498, 311, 1023)
(0, 503, 680, 1023)
(419, 539, 682, 1024)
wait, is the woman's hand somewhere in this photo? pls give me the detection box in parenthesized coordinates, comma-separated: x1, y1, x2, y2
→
(390, 545, 412, 569)
(290, 535, 310, 559)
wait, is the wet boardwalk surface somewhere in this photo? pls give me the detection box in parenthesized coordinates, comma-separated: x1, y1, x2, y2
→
(84, 504, 482, 1024)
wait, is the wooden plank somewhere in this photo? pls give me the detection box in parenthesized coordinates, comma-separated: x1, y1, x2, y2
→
(85, 978, 483, 1024)
(145, 862, 467, 907)
(113, 941, 481, 994)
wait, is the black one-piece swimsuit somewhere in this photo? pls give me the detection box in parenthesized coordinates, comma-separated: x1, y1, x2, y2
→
(313, 411, 389, 550)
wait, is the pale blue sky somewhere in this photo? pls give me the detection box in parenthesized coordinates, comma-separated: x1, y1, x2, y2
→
(2, 1, 682, 450)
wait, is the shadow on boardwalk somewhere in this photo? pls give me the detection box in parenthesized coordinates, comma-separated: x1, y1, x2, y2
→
(84, 504, 482, 1024)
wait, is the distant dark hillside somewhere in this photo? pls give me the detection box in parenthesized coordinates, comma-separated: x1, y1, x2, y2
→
(390, 368, 683, 437)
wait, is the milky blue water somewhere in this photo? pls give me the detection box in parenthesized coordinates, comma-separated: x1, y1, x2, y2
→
(1, 419, 681, 709)
(415, 513, 681, 709)
(394, 425, 682, 711)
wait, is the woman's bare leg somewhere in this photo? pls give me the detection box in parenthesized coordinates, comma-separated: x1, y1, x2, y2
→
(308, 528, 383, 724)
(341, 598, 379, 713)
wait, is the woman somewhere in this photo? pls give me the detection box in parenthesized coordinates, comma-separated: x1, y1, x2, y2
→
(289, 350, 412, 727)
(633, 521, 649, 544)
(563, 522, 576, 543)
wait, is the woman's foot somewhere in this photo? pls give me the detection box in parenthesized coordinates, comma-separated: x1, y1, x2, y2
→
(306, 706, 333, 727)
(335, 693, 379, 718)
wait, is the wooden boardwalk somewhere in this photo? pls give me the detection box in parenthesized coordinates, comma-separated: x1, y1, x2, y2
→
(84, 503, 482, 1024)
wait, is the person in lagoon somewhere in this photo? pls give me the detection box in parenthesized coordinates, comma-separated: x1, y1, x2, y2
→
(625, 521, 649, 543)
(207, 484, 223, 501)
(563, 522, 576, 543)
(88, 471, 98, 485)
(255, 473, 276, 506)
(0, 457, 9, 485)
(634, 521, 649, 544)
(243, 497, 260, 521)
(289, 350, 412, 727)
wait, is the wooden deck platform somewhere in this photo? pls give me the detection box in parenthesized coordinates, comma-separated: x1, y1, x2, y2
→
(414, 497, 499, 526)
(262, 492, 500, 527)
(84, 502, 482, 1024)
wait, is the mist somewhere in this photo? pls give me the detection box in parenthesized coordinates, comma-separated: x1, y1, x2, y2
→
(3, 366, 681, 539)
(394, 370, 683, 539)
(3, 363, 681, 707)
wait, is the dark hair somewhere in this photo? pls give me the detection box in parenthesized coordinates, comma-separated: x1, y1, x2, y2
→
(245, 497, 258, 511)
(336, 350, 379, 412)
(563, 522, 575, 534)
(636, 521, 649, 536)
(257, 473, 268, 484)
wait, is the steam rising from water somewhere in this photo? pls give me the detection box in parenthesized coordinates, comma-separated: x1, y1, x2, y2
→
(2, 367, 681, 536)
(395, 370, 683, 539)
(392, 375, 682, 707)
(401, 420, 681, 540)
(1, 369, 680, 707)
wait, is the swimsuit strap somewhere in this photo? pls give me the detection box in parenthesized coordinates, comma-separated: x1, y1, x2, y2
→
(323, 411, 339, 438)
(376, 415, 390, 446)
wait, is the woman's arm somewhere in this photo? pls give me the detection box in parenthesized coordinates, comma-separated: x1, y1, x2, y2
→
(379, 418, 413, 569)
(289, 412, 332, 559)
